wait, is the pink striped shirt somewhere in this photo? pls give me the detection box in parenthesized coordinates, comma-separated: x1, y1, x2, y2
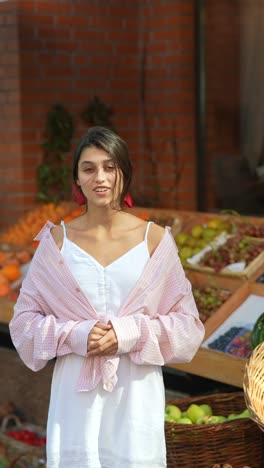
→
(9, 221, 205, 392)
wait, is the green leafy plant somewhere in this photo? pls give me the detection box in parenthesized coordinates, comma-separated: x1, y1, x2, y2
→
(36, 103, 74, 203)
(81, 96, 116, 131)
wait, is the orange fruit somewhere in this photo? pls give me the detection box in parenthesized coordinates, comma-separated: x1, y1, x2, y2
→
(32, 240, 40, 249)
(63, 215, 73, 223)
(1, 263, 21, 282)
(0, 272, 9, 285)
(0, 251, 8, 266)
(0, 283, 11, 297)
(15, 249, 32, 264)
(71, 208, 85, 218)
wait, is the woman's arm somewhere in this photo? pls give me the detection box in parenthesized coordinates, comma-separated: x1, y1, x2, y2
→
(111, 274, 204, 366)
(89, 224, 204, 364)
(110, 225, 205, 365)
(9, 278, 98, 372)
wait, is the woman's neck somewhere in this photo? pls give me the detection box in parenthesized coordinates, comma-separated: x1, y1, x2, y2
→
(81, 206, 125, 230)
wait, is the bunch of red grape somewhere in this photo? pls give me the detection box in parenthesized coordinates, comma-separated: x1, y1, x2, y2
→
(199, 235, 264, 272)
(232, 220, 264, 238)
(208, 326, 252, 358)
(193, 285, 231, 323)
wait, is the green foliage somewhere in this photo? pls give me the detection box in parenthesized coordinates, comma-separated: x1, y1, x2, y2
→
(81, 96, 115, 131)
(36, 104, 74, 203)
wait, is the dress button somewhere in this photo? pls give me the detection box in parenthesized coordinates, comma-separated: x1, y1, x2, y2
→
(59, 260, 63, 265)
(76, 287, 81, 293)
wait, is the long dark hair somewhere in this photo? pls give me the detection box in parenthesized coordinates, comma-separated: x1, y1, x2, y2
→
(72, 126, 132, 207)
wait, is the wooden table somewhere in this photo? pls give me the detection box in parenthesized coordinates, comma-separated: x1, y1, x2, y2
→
(167, 348, 246, 388)
(0, 297, 14, 325)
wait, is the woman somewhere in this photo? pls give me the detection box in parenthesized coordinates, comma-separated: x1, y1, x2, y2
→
(9, 126, 205, 468)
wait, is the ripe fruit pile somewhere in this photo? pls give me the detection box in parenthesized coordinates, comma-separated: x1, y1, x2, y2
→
(199, 235, 264, 272)
(0, 203, 85, 299)
(0, 248, 33, 298)
(0, 202, 83, 247)
(175, 217, 232, 265)
(165, 402, 250, 424)
(5, 429, 46, 446)
(207, 326, 252, 358)
(193, 285, 232, 323)
(232, 220, 264, 238)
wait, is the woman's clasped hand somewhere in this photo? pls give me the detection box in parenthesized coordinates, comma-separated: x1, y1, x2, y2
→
(87, 321, 118, 356)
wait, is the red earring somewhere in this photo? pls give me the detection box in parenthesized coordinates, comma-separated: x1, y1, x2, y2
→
(124, 193, 133, 208)
(72, 183, 86, 206)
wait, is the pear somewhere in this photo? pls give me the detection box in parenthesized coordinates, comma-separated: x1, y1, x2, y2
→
(176, 417, 192, 424)
(199, 404, 213, 416)
(165, 404, 182, 421)
(202, 227, 217, 240)
(186, 403, 205, 423)
(191, 224, 203, 239)
(175, 232, 188, 246)
(207, 219, 222, 230)
(179, 246, 193, 261)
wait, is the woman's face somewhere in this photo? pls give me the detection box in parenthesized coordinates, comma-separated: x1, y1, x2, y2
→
(76, 146, 122, 208)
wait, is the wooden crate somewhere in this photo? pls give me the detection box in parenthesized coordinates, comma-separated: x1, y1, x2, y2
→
(129, 206, 185, 236)
(182, 210, 264, 232)
(185, 237, 264, 281)
(0, 297, 14, 325)
(168, 282, 264, 388)
(186, 271, 244, 341)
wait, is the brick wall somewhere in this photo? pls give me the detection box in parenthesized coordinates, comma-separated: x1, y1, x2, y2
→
(138, 0, 197, 209)
(205, 0, 241, 209)
(0, 0, 25, 228)
(0, 0, 200, 230)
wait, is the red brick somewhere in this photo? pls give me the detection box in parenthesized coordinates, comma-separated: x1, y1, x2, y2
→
(55, 15, 90, 28)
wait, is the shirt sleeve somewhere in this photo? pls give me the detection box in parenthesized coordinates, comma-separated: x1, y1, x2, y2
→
(9, 286, 97, 372)
(110, 255, 205, 366)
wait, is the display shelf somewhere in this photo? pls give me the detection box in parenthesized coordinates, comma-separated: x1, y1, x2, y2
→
(184, 237, 264, 281)
(166, 348, 246, 388)
(169, 282, 264, 388)
(186, 271, 244, 340)
(1, 207, 264, 390)
(0, 297, 14, 325)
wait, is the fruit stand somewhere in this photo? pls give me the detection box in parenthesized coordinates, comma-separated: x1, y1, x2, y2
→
(1, 203, 264, 389)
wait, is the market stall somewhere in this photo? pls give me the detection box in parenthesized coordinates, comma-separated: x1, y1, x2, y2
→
(1, 203, 264, 467)
(1, 203, 264, 389)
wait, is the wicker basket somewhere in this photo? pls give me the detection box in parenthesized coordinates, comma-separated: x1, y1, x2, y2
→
(244, 342, 264, 432)
(0, 414, 46, 467)
(165, 392, 264, 468)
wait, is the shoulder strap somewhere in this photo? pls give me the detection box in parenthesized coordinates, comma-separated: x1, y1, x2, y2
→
(144, 221, 153, 241)
(60, 220, 67, 239)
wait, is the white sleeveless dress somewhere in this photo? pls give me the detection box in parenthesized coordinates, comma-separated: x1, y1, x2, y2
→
(46, 221, 166, 468)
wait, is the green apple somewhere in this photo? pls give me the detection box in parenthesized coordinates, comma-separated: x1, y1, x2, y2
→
(196, 415, 207, 424)
(235, 410, 250, 419)
(239, 409, 250, 418)
(199, 404, 213, 416)
(165, 413, 175, 423)
(198, 415, 211, 424)
(186, 403, 205, 423)
(176, 417, 192, 424)
(217, 416, 227, 423)
(204, 415, 224, 424)
(165, 404, 182, 421)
